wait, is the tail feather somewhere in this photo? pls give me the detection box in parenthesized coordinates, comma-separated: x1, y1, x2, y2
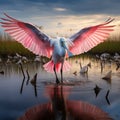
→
(43, 60, 54, 73)
(43, 60, 71, 73)
(63, 60, 71, 72)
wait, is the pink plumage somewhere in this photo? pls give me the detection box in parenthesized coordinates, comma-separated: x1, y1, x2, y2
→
(0, 13, 115, 83)
(18, 85, 112, 120)
(43, 60, 71, 73)
(69, 18, 115, 55)
(0, 13, 53, 58)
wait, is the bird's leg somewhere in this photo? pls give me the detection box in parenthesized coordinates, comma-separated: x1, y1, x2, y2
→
(54, 64, 60, 84)
(61, 62, 64, 83)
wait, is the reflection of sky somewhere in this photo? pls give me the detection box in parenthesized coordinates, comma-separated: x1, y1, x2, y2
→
(0, 0, 120, 36)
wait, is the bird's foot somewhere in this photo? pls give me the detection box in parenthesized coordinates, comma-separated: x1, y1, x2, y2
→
(56, 78, 60, 84)
(61, 78, 64, 84)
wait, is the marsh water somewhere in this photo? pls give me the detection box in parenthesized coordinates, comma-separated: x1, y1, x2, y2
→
(0, 56, 120, 120)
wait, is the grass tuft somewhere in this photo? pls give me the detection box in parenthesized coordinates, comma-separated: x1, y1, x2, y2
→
(0, 33, 120, 58)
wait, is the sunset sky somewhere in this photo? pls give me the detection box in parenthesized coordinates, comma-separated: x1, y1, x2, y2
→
(0, 0, 120, 37)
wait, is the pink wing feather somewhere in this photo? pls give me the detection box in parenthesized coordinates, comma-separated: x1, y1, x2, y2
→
(0, 13, 53, 58)
(69, 18, 115, 55)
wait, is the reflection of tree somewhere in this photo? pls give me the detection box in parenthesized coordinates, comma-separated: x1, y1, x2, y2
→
(18, 85, 112, 120)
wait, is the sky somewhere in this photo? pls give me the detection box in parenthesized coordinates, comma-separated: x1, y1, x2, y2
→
(0, 0, 120, 37)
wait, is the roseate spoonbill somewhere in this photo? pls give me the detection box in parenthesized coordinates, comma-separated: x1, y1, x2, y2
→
(0, 13, 115, 84)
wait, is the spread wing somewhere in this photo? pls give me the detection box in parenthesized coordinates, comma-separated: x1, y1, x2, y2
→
(0, 13, 53, 58)
(68, 18, 115, 55)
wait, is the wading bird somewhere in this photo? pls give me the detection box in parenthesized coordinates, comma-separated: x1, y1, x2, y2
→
(0, 13, 115, 84)
(79, 62, 91, 74)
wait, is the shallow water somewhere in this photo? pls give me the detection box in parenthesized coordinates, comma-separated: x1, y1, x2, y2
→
(0, 57, 120, 120)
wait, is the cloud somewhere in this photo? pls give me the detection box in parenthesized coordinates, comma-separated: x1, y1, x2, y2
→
(0, 0, 120, 36)
(0, 0, 120, 17)
(54, 7, 67, 12)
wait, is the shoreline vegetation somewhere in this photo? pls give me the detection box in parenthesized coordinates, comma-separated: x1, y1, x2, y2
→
(0, 33, 120, 58)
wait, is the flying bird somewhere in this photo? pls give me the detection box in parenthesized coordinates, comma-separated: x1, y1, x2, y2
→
(0, 13, 115, 84)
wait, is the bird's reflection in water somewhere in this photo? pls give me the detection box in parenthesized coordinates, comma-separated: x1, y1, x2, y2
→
(20, 77, 25, 94)
(48, 85, 67, 120)
(20, 73, 38, 97)
(18, 84, 112, 120)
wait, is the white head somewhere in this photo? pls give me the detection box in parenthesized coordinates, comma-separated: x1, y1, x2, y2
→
(60, 37, 73, 57)
(60, 37, 67, 48)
